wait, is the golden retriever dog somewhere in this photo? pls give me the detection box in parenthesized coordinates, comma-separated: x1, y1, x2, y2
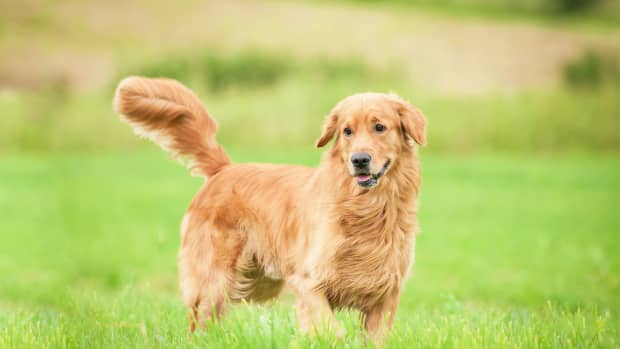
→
(113, 76, 426, 342)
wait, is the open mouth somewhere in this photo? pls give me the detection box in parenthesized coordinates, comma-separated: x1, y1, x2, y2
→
(355, 160, 391, 188)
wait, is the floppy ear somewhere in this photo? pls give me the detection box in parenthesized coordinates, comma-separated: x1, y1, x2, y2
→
(391, 97, 427, 146)
(315, 112, 339, 148)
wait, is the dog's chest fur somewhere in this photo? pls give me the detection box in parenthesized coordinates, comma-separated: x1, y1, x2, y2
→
(320, 184, 417, 311)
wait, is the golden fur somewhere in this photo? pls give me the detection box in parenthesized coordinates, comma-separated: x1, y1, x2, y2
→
(114, 76, 427, 341)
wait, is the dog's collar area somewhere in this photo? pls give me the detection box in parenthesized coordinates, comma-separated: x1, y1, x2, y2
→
(356, 159, 391, 188)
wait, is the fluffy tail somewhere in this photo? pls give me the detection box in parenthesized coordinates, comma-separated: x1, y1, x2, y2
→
(114, 76, 230, 177)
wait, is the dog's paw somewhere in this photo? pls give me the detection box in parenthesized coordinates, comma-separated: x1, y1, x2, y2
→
(333, 324, 346, 339)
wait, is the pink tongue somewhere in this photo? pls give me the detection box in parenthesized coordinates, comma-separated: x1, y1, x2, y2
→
(356, 175, 371, 182)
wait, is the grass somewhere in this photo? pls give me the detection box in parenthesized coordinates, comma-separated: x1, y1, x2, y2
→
(563, 50, 620, 87)
(1, 1, 619, 347)
(0, 149, 618, 347)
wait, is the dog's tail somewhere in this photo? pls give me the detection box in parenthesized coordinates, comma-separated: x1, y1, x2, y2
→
(114, 76, 230, 177)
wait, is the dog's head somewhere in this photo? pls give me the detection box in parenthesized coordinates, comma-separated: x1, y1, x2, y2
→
(316, 93, 426, 189)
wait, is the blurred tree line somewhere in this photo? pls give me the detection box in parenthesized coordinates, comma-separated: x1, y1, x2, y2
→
(347, 0, 617, 17)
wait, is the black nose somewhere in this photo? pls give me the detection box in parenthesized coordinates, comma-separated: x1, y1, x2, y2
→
(351, 152, 371, 168)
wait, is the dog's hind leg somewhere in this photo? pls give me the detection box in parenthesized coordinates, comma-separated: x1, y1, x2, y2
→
(182, 265, 231, 332)
(178, 218, 245, 332)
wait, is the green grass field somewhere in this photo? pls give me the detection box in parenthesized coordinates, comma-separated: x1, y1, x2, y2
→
(2, 0, 620, 347)
(1, 149, 618, 348)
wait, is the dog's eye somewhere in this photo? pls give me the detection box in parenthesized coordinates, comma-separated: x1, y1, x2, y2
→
(374, 123, 386, 133)
(343, 127, 352, 137)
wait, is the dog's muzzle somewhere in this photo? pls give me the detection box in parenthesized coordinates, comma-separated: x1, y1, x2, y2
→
(355, 160, 391, 188)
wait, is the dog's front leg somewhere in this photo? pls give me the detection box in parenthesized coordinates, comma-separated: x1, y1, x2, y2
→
(364, 288, 400, 344)
(290, 280, 344, 338)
